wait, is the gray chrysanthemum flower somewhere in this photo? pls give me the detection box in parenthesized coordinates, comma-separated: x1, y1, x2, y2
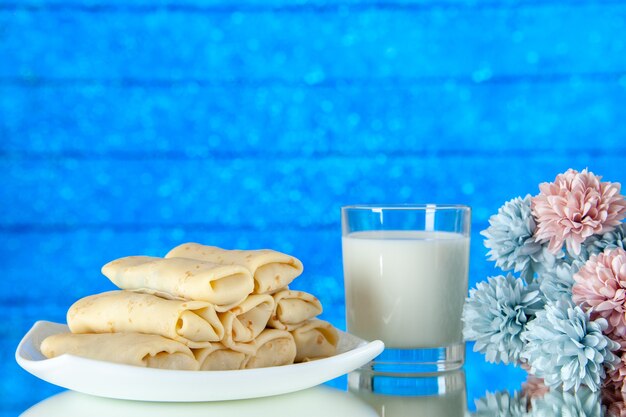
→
(520, 298, 620, 392)
(537, 260, 584, 303)
(472, 391, 528, 417)
(463, 274, 544, 364)
(574, 224, 626, 262)
(481, 195, 561, 283)
(527, 386, 602, 417)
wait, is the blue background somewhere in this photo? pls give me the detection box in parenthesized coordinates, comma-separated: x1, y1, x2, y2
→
(2, 0, 626, 414)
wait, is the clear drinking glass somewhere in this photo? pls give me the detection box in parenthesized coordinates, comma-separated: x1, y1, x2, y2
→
(341, 204, 471, 374)
(348, 369, 467, 415)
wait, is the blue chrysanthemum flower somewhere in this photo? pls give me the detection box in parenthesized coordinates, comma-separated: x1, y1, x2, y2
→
(463, 274, 544, 364)
(481, 195, 561, 283)
(527, 386, 602, 417)
(537, 260, 584, 303)
(520, 298, 620, 392)
(472, 391, 527, 417)
(574, 224, 626, 262)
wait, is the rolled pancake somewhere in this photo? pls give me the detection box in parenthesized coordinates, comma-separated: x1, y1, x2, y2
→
(101, 256, 254, 308)
(193, 343, 249, 371)
(219, 294, 274, 349)
(267, 289, 323, 331)
(291, 320, 338, 362)
(244, 329, 296, 369)
(67, 290, 224, 348)
(40, 332, 199, 370)
(165, 243, 303, 294)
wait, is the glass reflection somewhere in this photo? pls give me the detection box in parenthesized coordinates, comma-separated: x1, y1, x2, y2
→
(348, 370, 467, 417)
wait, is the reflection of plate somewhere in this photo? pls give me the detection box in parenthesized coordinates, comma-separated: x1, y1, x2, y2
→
(16, 321, 384, 402)
(21, 386, 378, 417)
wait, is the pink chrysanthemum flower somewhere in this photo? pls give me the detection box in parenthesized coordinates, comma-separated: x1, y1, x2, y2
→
(606, 390, 626, 417)
(604, 385, 625, 406)
(531, 168, 626, 256)
(608, 402, 626, 417)
(522, 374, 550, 400)
(606, 353, 626, 397)
(572, 248, 626, 338)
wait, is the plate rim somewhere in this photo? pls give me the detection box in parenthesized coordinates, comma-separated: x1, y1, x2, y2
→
(16, 320, 384, 402)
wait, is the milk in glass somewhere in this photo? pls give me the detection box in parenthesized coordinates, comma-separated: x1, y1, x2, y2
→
(342, 230, 469, 348)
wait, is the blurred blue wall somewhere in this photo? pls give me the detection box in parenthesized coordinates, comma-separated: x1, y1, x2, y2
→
(2, 0, 626, 414)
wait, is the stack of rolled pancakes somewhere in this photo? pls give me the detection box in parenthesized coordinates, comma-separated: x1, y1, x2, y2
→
(40, 243, 339, 371)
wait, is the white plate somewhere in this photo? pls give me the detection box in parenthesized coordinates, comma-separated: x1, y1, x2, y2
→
(16, 321, 384, 402)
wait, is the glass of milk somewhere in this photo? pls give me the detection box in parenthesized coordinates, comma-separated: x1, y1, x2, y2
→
(342, 204, 470, 374)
